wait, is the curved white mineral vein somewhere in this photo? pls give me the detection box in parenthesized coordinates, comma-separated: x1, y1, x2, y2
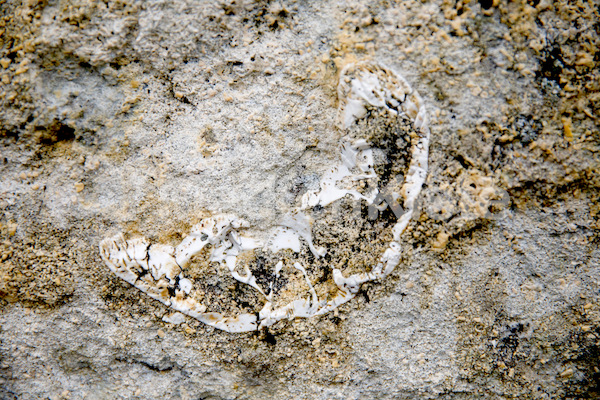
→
(99, 61, 430, 333)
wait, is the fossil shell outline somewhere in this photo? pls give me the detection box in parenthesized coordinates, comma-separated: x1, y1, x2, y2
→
(99, 61, 430, 333)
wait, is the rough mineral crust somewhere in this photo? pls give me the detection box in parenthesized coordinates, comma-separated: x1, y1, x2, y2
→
(1, 0, 599, 399)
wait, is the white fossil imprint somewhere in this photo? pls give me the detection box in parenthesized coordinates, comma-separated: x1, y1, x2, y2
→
(99, 61, 430, 333)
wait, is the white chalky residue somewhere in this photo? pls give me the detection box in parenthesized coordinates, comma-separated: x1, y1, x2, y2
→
(301, 140, 377, 210)
(179, 277, 193, 294)
(99, 61, 430, 333)
(278, 212, 325, 258)
(267, 227, 302, 253)
(162, 312, 186, 325)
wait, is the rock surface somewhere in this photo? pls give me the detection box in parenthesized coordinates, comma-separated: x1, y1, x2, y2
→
(1, 0, 599, 399)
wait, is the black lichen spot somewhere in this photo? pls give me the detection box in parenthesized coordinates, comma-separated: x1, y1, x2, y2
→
(109, 62, 122, 71)
(261, 329, 277, 345)
(35, 120, 75, 144)
(513, 114, 539, 144)
(360, 289, 370, 303)
(563, 326, 600, 398)
(537, 45, 564, 85)
(249, 254, 273, 290)
(478, 0, 494, 10)
(496, 322, 525, 367)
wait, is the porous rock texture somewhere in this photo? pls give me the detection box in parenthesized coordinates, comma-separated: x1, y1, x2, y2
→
(1, 0, 599, 399)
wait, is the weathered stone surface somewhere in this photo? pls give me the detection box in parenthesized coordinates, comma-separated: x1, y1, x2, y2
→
(1, 0, 598, 399)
